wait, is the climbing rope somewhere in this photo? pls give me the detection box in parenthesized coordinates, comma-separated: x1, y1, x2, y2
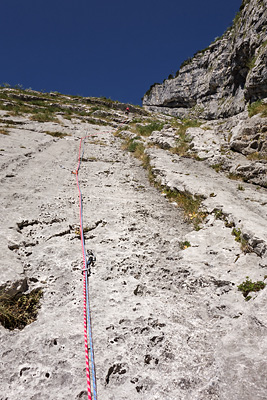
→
(74, 114, 130, 399)
(75, 136, 97, 400)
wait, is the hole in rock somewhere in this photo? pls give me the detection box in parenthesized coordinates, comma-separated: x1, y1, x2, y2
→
(105, 363, 127, 385)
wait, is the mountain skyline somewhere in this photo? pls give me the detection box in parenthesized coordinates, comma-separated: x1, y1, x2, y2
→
(0, 0, 242, 105)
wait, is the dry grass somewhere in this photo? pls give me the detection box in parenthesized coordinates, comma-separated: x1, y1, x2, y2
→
(162, 188, 207, 229)
(248, 100, 267, 117)
(0, 288, 43, 330)
(45, 131, 69, 138)
(0, 128, 9, 135)
(122, 136, 206, 229)
(247, 151, 267, 161)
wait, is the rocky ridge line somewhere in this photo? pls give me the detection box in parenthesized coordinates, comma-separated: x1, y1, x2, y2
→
(143, 0, 267, 119)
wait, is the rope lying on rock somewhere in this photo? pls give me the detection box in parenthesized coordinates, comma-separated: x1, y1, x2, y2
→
(74, 117, 129, 400)
(75, 136, 97, 400)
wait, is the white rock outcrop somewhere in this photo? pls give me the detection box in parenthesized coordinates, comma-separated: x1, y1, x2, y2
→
(143, 0, 267, 119)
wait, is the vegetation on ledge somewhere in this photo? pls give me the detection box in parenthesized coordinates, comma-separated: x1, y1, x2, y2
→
(0, 288, 43, 330)
(238, 276, 266, 300)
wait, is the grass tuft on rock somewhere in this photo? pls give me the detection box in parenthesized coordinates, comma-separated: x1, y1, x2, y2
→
(0, 288, 43, 330)
(171, 119, 201, 157)
(120, 132, 206, 229)
(123, 138, 150, 170)
(238, 277, 266, 300)
(0, 128, 9, 135)
(136, 121, 165, 137)
(31, 111, 59, 123)
(246, 151, 267, 161)
(232, 228, 252, 253)
(248, 100, 267, 117)
(180, 240, 191, 249)
(45, 131, 69, 138)
(163, 188, 207, 229)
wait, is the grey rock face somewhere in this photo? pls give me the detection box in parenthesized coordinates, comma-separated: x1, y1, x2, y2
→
(148, 127, 177, 149)
(144, 111, 267, 187)
(143, 0, 267, 119)
(230, 115, 267, 155)
(1, 90, 267, 400)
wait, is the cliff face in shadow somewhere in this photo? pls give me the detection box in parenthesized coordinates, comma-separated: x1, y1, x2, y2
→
(143, 0, 267, 119)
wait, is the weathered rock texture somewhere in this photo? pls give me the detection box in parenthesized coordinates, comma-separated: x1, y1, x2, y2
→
(143, 0, 267, 119)
(0, 89, 267, 400)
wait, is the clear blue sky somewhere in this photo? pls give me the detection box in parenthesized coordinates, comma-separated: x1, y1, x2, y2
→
(0, 0, 242, 105)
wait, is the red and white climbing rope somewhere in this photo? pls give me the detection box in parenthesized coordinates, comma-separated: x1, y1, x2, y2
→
(75, 136, 97, 400)
(74, 116, 129, 399)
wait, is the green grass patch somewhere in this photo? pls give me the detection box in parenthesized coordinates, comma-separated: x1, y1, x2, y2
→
(214, 208, 224, 219)
(0, 288, 43, 330)
(2, 103, 33, 115)
(31, 111, 59, 122)
(171, 134, 192, 156)
(120, 133, 206, 229)
(136, 121, 164, 137)
(0, 98, 60, 121)
(227, 172, 243, 181)
(211, 163, 223, 173)
(247, 56, 257, 70)
(126, 139, 141, 153)
(123, 138, 149, 165)
(238, 277, 266, 300)
(248, 100, 267, 117)
(0, 92, 9, 100)
(232, 11, 241, 27)
(171, 119, 201, 156)
(163, 188, 206, 229)
(179, 240, 191, 249)
(179, 57, 193, 70)
(122, 137, 153, 177)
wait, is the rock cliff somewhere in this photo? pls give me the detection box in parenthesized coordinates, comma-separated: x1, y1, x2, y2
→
(1, 88, 267, 399)
(143, 0, 267, 119)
